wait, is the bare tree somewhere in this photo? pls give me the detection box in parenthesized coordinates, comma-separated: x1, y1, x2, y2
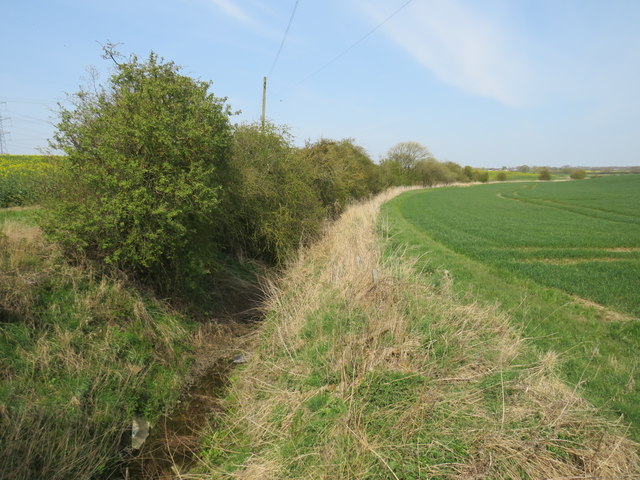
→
(385, 141, 434, 170)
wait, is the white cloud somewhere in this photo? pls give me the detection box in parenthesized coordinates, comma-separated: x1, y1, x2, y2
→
(206, 0, 251, 23)
(361, 0, 532, 107)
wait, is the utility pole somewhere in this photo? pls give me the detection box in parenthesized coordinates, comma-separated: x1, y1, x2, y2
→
(261, 76, 267, 131)
(0, 103, 8, 155)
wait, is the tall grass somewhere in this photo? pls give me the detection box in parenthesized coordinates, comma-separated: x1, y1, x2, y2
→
(192, 187, 638, 479)
(0, 214, 194, 479)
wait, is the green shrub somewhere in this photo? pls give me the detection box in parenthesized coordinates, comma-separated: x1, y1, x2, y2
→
(496, 171, 508, 181)
(45, 52, 232, 288)
(221, 122, 326, 263)
(414, 158, 458, 186)
(539, 168, 552, 181)
(297, 139, 381, 217)
(570, 169, 587, 180)
(474, 170, 490, 183)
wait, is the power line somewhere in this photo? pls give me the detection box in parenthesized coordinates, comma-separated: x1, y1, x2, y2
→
(6, 110, 54, 125)
(0, 104, 8, 154)
(278, 0, 415, 97)
(0, 96, 57, 108)
(268, 0, 301, 76)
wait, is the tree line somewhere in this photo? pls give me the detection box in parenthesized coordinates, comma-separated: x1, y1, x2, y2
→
(45, 52, 486, 297)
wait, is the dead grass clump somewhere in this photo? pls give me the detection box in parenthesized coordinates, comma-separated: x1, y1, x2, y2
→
(196, 187, 639, 479)
(0, 404, 123, 480)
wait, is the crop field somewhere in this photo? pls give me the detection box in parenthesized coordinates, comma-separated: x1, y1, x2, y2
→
(383, 175, 640, 439)
(0, 154, 61, 207)
(392, 176, 640, 316)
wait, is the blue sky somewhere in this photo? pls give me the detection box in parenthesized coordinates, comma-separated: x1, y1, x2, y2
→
(3, 0, 639, 167)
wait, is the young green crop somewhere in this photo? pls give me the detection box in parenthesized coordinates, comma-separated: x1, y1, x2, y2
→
(382, 175, 640, 439)
(389, 176, 640, 315)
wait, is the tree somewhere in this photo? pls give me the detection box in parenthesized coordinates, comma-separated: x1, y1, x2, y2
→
(46, 51, 233, 287)
(496, 172, 508, 181)
(385, 141, 433, 170)
(538, 168, 552, 181)
(570, 169, 587, 180)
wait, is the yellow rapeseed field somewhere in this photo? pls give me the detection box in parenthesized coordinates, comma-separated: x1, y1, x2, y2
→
(0, 155, 59, 178)
(0, 155, 62, 207)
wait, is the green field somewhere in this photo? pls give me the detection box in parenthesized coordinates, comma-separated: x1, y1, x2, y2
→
(383, 176, 640, 439)
(392, 176, 640, 316)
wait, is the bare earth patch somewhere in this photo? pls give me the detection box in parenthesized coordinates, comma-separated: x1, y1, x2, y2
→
(570, 295, 635, 322)
(521, 256, 627, 265)
(0, 219, 42, 242)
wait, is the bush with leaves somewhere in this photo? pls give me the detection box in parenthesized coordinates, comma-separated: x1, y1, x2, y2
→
(297, 139, 381, 217)
(222, 122, 325, 264)
(538, 168, 552, 181)
(45, 52, 232, 288)
(570, 169, 587, 180)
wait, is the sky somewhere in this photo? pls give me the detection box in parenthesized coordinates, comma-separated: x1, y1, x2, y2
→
(2, 0, 639, 167)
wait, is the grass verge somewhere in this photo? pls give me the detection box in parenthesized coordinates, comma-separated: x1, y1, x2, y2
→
(0, 210, 195, 479)
(192, 187, 639, 479)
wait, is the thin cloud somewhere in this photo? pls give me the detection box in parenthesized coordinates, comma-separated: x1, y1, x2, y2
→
(207, 0, 251, 23)
(361, 0, 532, 107)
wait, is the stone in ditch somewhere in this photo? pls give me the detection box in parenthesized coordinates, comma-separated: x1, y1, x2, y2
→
(233, 354, 247, 364)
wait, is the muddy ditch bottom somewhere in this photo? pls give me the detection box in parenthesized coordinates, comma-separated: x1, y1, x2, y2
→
(121, 359, 230, 479)
(117, 318, 255, 480)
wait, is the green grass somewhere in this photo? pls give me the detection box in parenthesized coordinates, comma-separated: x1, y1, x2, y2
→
(382, 176, 640, 440)
(194, 192, 639, 479)
(0, 209, 196, 479)
(0, 205, 41, 224)
(388, 176, 640, 316)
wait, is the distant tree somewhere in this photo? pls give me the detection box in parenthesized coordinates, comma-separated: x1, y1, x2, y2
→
(496, 172, 508, 181)
(538, 168, 552, 181)
(570, 169, 587, 180)
(385, 141, 433, 170)
(517, 165, 531, 173)
(462, 165, 475, 182)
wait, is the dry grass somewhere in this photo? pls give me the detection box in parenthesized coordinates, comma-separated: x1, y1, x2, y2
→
(0, 218, 193, 480)
(192, 186, 640, 479)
